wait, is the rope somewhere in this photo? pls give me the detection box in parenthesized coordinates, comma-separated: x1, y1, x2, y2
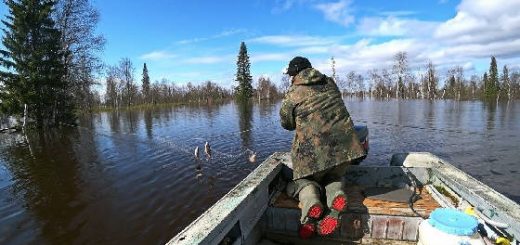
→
(56, 121, 258, 163)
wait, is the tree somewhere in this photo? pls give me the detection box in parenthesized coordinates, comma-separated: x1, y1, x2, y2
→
(501, 65, 511, 101)
(105, 66, 118, 108)
(511, 70, 520, 100)
(234, 42, 253, 100)
(141, 63, 150, 103)
(369, 69, 384, 98)
(0, 0, 73, 127)
(330, 56, 338, 83)
(468, 75, 479, 99)
(423, 61, 438, 100)
(118, 58, 135, 106)
(54, 0, 105, 110)
(256, 76, 278, 100)
(485, 56, 499, 99)
(482, 72, 489, 98)
(392, 52, 410, 99)
(279, 75, 291, 94)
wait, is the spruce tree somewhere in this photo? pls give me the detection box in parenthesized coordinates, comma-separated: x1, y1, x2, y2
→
(142, 63, 150, 103)
(234, 42, 253, 100)
(1, 0, 71, 127)
(486, 56, 499, 99)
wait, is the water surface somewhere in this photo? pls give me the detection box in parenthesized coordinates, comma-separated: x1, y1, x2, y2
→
(0, 99, 519, 244)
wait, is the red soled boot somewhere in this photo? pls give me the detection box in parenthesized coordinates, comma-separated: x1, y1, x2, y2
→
(331, 194, 347, 212)
(299, 222, 316, 239)
(307, 204, 323, 219)
(317, 211, 340, 236)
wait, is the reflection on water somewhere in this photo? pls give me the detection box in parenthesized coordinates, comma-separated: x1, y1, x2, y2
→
(0, 99, 519, 244)
(237, 101, 254, 149)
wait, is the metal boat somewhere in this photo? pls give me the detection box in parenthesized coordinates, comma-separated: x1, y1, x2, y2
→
(167, 128, 519, 244)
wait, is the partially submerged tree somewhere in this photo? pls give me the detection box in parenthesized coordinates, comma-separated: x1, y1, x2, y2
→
(501, 65, 511, 101)
(424, 61, 438, 100)
(234, 42, 253, 100)
(484, 56, 499, 99)
(54, 0, 105, 111)
(0, 0, 73, 127)
(141, 63, 150, 103)
(392, 52, 410, 99)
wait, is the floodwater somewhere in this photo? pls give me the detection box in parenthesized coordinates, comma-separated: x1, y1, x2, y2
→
(0, 98, 519, 244)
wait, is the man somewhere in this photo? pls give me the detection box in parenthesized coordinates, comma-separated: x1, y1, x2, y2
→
(280, 56, 366, 238)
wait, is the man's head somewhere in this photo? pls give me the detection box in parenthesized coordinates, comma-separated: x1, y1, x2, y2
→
(285, 56, 312, 76)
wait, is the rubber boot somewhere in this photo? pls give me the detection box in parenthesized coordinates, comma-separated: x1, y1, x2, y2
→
(298, 221, 316, 239)
(317, 210, 340, 236)
(317, 181, 347, 236)
(298, 184, 324, 223)
(325, 181, 347, 212)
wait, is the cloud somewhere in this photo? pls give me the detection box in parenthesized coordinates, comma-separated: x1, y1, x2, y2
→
(272, 0, 314, 13)
(314, 0, 355, 27)
(378, 11, 417, 17)
(176, 29, 247, 45)
(183, 55, 233, 64)
(248, 34, 343, 47)
(358, 16, 439, 37)
(140, 51, 176, 61)
(251, 53, 292, 62)
(434, 0, 520, 45)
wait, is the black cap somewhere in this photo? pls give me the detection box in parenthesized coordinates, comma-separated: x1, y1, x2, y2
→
(286, 56, 312, 76)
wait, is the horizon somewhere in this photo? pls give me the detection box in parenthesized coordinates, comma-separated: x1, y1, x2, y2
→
(1, 0, 520, 90)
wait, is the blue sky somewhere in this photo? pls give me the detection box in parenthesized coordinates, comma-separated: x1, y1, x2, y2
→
(2, 0, 520, 88)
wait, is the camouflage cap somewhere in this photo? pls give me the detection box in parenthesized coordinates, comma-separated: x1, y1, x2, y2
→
(286, 56, 312, 76)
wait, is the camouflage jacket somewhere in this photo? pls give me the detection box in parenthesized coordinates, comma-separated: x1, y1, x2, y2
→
(280, 68, 366, 180)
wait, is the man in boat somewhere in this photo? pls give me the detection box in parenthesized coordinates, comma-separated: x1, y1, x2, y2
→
(280, 56, 366, 238)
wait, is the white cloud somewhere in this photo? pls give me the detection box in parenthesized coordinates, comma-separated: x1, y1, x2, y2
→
(176, 29, 247, 45)
(435, 0, 520, 45)
(251, 53, 292, 62)
(272, 0, 314, 13)
(140, 51, 176, 61)
(314, 0, 355, 27)
(248, 34, 343, 47)
(183, 55, 232, 64)
(358, 16, 439, 37)
(379, 11, 417, 17)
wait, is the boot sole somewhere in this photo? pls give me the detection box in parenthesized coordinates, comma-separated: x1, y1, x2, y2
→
(299, 222, 316, 239)
(307, 204, 323, 219)
(331, 195, 347, 212)
(317, 215, 339, 236)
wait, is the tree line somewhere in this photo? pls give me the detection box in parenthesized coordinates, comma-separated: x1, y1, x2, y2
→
(100, 41, 283, 109)
(333, 53, 520, 101)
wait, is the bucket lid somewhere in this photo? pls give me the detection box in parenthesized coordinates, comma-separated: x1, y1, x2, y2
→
(428, 208, 478, 236)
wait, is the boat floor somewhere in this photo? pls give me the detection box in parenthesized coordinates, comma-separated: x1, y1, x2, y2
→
(259, 185, 441, 244)
(272, 185, 440, 217)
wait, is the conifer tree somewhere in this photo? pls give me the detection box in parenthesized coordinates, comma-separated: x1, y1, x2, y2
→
(234, 42, 253, 100)
(485, 56, 499, 99)
(142, 63, 150, 103)
(1, 0, 72, 127)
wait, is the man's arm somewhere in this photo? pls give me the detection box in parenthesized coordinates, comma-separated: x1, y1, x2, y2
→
(280, 96, 296, 131)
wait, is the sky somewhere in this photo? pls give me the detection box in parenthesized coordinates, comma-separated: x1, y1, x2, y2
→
(1, 0, 520, 88)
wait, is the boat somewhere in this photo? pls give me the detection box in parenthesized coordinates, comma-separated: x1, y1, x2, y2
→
(167, 130, 520, 244)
